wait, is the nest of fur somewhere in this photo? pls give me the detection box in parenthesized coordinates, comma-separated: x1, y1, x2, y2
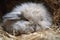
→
(0, 25, 60, 40)
(0, 0, 60, 40)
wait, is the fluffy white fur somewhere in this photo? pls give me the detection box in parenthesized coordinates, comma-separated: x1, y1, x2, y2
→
(3, 2, 52, 34)
(12, 20, 34, 33)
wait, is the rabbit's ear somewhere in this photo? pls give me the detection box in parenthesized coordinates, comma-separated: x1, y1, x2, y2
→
(2, 12, 21, 21)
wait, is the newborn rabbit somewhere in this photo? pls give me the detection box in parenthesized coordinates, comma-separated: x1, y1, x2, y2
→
(2, 2, 52, 35)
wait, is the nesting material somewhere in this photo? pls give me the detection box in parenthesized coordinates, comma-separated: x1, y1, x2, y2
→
(0, 28, 60, 40)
